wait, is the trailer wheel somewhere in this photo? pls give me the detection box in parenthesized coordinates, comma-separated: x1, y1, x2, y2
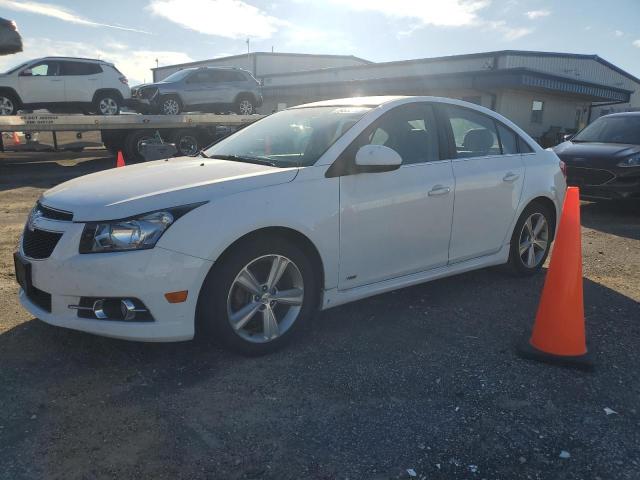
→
(170, 129, 200, 156)
(124, 130, 156, 163)
(101, 131, 125, 155)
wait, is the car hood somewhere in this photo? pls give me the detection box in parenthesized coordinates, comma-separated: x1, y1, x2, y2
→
(40, 157, 298, 221)
(553, 141, 640, 167)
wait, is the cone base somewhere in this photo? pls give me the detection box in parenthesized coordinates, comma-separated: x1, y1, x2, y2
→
(516, 337, 594, 371)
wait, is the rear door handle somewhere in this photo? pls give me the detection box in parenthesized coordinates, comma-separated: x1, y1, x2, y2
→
(503, 172, 520, 182)
(428, 185, 451, 196)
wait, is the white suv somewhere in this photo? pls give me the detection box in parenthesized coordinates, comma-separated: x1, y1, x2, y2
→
(0, 56, 131, 115)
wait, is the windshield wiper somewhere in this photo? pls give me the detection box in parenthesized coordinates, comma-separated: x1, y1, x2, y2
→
(210, 154, 277, 167)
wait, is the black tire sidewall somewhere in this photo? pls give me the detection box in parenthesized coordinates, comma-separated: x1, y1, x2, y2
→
(197, 235, 318, 356)
(124, 130, 155, 163)
(508, 202, 554, 275)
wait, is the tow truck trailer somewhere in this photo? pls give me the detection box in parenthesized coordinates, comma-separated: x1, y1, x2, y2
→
(0, 112, 265, 163)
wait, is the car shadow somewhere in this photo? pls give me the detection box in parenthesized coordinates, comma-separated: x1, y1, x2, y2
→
(581, 200, 640, 241)
(1, 268, 639, 478)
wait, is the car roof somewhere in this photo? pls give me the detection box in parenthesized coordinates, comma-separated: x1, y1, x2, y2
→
(602, 111, 640, 118)
(291, 96, 407, 108)
(29, 56, 113, 65)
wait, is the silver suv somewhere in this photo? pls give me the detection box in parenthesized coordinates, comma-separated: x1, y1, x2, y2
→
(130, 67, 263, 115)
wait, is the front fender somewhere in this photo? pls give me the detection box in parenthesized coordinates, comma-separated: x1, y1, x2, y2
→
(158, 170, 340, 290)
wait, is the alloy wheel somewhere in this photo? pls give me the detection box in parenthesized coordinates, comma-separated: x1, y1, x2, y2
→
(162, 99, 180, 115)
(238, 99, 253, 115)
(227, 254, 304, 344)
(99, 97, 118, 115)
(518, 212, 549, 268)
(0, 96, 14, 115)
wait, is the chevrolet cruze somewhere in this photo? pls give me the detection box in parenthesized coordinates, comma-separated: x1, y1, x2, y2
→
(15, 96, 566, 355)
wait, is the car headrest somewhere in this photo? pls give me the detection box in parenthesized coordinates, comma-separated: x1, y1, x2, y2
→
(463, 128, 494, 154)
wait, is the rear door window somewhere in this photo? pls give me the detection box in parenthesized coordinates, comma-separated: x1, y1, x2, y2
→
(60, 61, 102, 75)
(441, 104, 501, 158)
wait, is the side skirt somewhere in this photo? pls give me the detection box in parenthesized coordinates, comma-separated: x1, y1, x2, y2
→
(321, 244, 511, 310)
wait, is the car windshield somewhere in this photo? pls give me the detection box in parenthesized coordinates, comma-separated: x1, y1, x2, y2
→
(572, 116, 640, 145)
(4, 61, 29, 75)
(204, 106, 372, 168)
(160, 69, 193, 83)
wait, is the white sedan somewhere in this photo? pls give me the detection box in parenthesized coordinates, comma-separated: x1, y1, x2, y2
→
(15, 96, 566, 355)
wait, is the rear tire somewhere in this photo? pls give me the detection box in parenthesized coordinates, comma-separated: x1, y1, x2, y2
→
(94, 93, 121, 115)
(507, 202, 554, 276)
(197, 235, 319, 356)
(0, 92, 19, 115)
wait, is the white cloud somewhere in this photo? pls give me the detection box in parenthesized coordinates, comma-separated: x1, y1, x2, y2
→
(283, 27, 355, 52)
(487, 20, 533, 40)
(0, 0, 150, 34)
(633, 39, 640, 48)
(332, 0, 490, 27)
(0, 38, 192, 85)
(614, 30, 624, 37)
(525, 9, 550, 20)
(147, 0, 288, 39)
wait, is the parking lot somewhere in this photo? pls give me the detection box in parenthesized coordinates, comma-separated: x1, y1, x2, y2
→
(0, 151, 639, 480)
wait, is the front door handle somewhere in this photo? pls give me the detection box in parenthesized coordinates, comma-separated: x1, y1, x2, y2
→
(428, 185, 451, 196)
(503, 172, 520, 182)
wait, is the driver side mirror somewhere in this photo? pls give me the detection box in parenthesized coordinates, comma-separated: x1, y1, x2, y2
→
(20, 68, 32, 76)
(355, 144, 402, 173)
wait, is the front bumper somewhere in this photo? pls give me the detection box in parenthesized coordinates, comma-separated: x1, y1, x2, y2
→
(566, 166, 640, 200)
(17, 218, 212, 342)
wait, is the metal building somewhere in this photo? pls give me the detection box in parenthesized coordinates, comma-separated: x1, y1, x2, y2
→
(152, 52, 371, 82)
(155, 50, 640, 145)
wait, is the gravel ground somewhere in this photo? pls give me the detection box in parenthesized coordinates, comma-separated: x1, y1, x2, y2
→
(0, 151, 639, 480)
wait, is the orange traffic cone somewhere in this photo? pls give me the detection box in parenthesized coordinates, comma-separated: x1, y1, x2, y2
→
(12, 131, 20, 145)
(517, 187, 592, 369)
(116, 150, 126, 168)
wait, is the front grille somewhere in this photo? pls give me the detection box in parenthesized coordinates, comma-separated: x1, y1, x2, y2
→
(22, 228, 63, 259)
(38, 202, 73, 221)
(566, 166, 615, 186)
(28, 286, 52, 313)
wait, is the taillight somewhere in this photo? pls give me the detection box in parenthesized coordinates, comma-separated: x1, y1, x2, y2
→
(119, 76, 128, 85)
(559, 160, 567, 179)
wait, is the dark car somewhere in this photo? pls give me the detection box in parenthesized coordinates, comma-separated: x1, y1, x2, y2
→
(0, 18, 22, 56)
(553, 112, 640, 200)
(130, 66, 263, 115)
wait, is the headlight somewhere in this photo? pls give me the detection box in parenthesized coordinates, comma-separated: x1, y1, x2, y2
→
(79, 203, 205, 253)
(617, 154, 640, 168)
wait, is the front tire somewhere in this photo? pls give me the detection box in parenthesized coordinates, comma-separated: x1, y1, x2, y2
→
(508, 202, 554, 275)
(197, 235, 318, 356)
(234, 95, 255, 115)
(159, 95, 182, 115)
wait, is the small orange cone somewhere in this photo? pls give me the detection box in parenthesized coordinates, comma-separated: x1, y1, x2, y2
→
(517, 187, 592, 369)
(12, 131, 20, 145)
(116, 150, 126, 168)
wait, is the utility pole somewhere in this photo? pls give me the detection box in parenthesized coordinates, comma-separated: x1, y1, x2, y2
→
(155, 58, 159, 68)
(246, 38, 250, 54)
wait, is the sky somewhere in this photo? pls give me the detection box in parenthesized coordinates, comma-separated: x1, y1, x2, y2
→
(1, 0, 639, 86)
